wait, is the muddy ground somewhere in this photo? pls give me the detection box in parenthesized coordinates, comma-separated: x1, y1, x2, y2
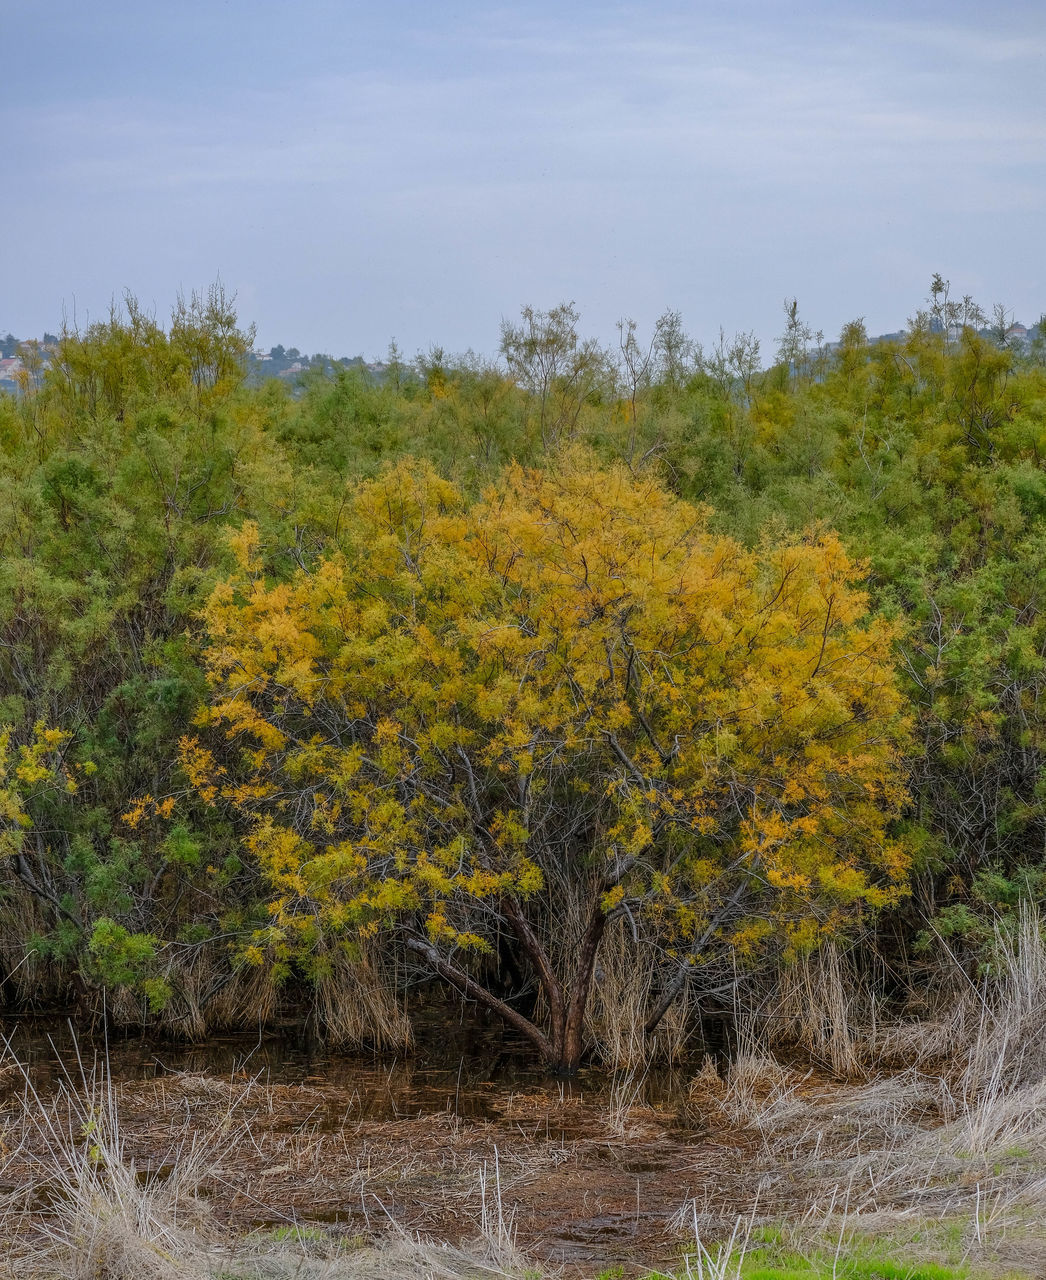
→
(0, 1025, 755, 1268)
(1, 1021, 1044, 1275)
(107, 1074, 754, 1264)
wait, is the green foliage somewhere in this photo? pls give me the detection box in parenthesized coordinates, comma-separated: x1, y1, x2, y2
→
(86, 918, 159, 987)
(2, 281, 1046, 1044)
(0, 293, 286, 1015)
(735, 1263, 967, 1280)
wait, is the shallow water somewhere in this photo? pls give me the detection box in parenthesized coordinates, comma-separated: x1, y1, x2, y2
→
(0, 1010, 702, 1121)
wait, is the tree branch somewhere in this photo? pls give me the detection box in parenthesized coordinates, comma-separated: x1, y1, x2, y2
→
(405, 935, 554, 1063)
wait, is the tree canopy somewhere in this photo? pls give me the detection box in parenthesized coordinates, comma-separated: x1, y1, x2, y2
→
(190, 455, 909, 1070)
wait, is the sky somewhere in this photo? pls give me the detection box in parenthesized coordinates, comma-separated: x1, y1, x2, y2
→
(4, 0, 1045, 361)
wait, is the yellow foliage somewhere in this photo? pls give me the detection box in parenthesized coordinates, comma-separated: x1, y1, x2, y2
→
(177, 736, 225, 804)
(0, 722, 89, 856)
(195, 455, 911, 971)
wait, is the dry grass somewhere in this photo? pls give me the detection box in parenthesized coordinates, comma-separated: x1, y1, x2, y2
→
(195, 955, 280, 1038)
(663, 1206, 754, 1280)
(585, 916, 693, 1069)
(0, 1052, 215, 1278)
(768, 942, 861, 1077)
(2, 1036, 1044, 1279)
(868, 902, 1046, 1096)
(5, 904, 1046, 1280)
(907, 903, 1046, 1167)
(221, 1233, 536, 1280)
(960, 902, 1046, 1095)
(950, 1075, 1046, 1163)
(684, 1004, 1046, 1276)
(312, 943, 412, 1052)
(682, 1019, 812, 1137)
(0, 1048, 538, 1280)
(670, 946, 1046, 1267)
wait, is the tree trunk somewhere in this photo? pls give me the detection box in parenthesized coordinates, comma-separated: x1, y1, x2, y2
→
(559, 897, 610, 1074)
(501, 894, 566, 1061)
(408, 879, 624, 1075)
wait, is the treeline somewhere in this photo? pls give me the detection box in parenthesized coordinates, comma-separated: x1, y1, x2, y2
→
(1, 282, 1045, 1071)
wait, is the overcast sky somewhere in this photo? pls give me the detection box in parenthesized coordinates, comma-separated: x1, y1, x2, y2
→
(4, 0, 1044, 360)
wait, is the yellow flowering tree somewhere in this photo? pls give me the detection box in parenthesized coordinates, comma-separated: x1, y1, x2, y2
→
(193, 456, 910, 1072)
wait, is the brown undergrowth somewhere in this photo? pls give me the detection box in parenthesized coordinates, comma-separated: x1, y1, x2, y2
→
(0, 1044, 1043, 1279)
(2, 910, 1046, 1278)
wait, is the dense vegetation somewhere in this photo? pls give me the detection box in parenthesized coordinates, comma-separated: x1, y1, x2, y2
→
(2, 282, 1046, 1072)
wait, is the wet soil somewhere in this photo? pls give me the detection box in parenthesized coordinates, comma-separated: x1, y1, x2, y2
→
(0, 1017, 767, 1270)
(0, 1016, 995, 1274)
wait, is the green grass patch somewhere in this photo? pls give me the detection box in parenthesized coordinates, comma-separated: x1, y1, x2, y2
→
(738, 1260, 966, 1280)
(647, 1235, 974, 1280)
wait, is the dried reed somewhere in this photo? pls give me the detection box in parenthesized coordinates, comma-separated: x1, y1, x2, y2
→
(768, 942, 860, 1077)
(313, 942, 412, 1051)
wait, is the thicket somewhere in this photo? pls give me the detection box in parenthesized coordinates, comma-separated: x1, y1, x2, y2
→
(2, 284, 1046, 1072)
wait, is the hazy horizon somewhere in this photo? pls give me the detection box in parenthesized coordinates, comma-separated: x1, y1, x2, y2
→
(5, 1, 1045, 362)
